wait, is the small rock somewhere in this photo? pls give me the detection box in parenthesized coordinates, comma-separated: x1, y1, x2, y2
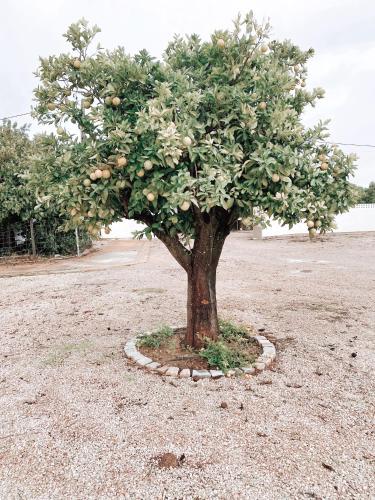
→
(322, 462, 335, 472)
(156, 452, 180, 469)
(257, 431, 267, 437)
(165, 366, 179, 377)
(179, 369, 191, 378)
(210, 369, 224, 379)
(254, 362, 266, 371)
(286, 382, 303, 388)
(191, 369, 211, 379)
(220, 401, 228, 409)
(351, 352, 357, 358)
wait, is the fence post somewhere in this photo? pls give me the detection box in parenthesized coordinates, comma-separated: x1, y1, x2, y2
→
(75, 227, 81, 257)
(30, 219, 37, 257)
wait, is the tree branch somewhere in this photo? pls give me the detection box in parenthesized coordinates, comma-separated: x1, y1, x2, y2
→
(120, 193, 192, 271)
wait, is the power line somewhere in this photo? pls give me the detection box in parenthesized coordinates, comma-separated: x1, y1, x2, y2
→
(0, 112, 31, 120)
(1, 111, 375, 149)
(319, 140, 375, 149)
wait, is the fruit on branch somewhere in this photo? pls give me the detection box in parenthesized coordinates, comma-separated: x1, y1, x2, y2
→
(116, 156, 127, 168)
(143, 160, 153, 171)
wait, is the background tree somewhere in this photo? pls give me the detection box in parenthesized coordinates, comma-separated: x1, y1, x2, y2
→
(33, 14, 356, 347)
(359, 182, 375, 203)
(0, 121, 90, 255)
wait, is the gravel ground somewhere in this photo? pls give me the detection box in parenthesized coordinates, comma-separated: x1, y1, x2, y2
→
(0, 232, 374, 499)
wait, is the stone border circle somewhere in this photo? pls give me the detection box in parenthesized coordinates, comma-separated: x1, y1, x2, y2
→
(124, 329, 276, 379)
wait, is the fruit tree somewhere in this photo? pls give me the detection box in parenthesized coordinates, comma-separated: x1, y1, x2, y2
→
(33, 15, 355, 348)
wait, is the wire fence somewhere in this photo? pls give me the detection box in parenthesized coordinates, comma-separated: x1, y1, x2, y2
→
(0, 220, 92, 258)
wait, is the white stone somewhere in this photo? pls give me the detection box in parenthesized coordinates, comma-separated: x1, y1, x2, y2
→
(241, 367, 255, 375)
(179, 369, 191, 378)
(255, 362, 266, 371)
(210, 370, 224, 379)
(192, 370, 211, 379)
(165, 366, 180, 377)
(145, 361, 161, 370)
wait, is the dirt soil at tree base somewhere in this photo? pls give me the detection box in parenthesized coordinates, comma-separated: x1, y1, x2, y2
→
(0, 232, 374, 499)
(138, 328, 262, 370)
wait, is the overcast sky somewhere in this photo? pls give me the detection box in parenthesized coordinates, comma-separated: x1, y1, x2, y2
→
(1, 0, 374, 186)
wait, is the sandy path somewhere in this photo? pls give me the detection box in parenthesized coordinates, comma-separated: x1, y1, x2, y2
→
(0, 233, 374, 499)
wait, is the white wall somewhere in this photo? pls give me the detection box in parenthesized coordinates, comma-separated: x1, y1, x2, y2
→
(263, 205, 375, 237)
(101, 219, 146, 239)
(101, 205, 375, 240)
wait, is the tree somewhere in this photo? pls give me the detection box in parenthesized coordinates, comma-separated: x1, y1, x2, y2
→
(0, 121, 90, 255)
(359, 182, 375, 204)
(33, 14, 356, 348)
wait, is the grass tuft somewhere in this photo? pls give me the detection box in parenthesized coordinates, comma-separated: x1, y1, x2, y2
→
(199, 340, 250, 373)
(137, 325, 174, 348)
(218, 319, 249, 341)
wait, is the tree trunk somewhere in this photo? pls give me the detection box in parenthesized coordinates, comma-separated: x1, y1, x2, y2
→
(184, 211, 230, 349)
(186, 261, 219, 349)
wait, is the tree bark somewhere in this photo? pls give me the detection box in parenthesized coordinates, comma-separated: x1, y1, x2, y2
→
(184, 208, 234, 348)
(186, 257, 219, 348)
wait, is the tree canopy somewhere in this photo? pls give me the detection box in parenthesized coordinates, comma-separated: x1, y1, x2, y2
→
(33, 14, 356, 243)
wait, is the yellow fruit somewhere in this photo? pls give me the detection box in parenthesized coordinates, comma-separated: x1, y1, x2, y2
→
(70, 208, 77, 216)
(83, 179, 91, 187)
(56, 127, 64, 135)
(294, 64, 300, 72)
(117, 156, 127, 168)
(320, 162, 328, 171)
(105, 96, 113, 106)
(146, 192, 155, 202)
(217, 38, 225, 48)
(300, 81, 306, 87)
(87, 210, 95, 218)
(112, 96, 121, 106)
(95, 169, 103, 179)
(102, 169, 111, 179)
(180, 201, 191, 211)
(272, 173, 280, 183)
(104, 227, 111, 234)
(309, 228, 317, 236)
(183, 136, 192, 147)
(47, 103, 56, 111)
(258, 101, 267, 110)
(137, 169, 145, 177)
(73, 59, 81, 69)
(307, 220, 314, 228)
(318, 154, 326, 162)
(143, 160, 153, 171)
(315, 220, 322, 228)
(82, 99, 91, 109)
(260, 44, 268, 53)
(89, 172, 97, 181)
